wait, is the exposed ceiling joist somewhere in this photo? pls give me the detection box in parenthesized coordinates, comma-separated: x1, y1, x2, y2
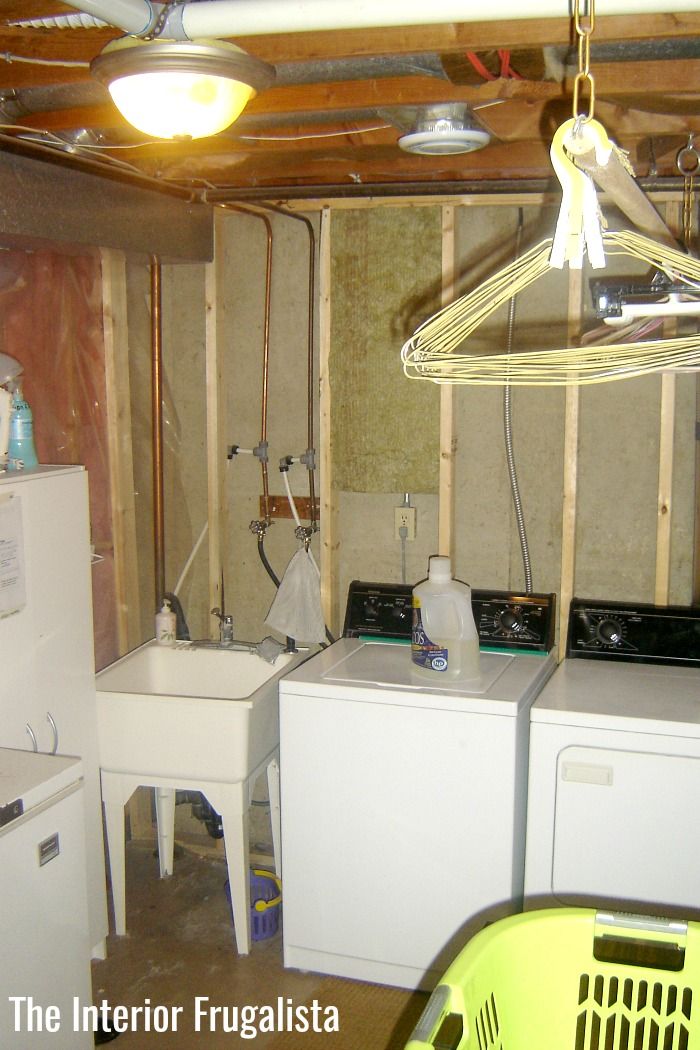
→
(0, 3, 699, 196)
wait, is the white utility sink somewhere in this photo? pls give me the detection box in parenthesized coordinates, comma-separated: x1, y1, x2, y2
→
(96, 640, 297, 782)
(95, 639, 302, 955)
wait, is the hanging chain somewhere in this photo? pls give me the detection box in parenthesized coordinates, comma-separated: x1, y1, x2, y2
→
(677, 135, 699, 252)
(572, 0, 596, 123)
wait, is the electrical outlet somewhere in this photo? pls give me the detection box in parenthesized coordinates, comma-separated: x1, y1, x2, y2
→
(394, 505, 416, 541)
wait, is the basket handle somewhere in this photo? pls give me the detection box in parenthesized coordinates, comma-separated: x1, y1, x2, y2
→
(406, 985, 464, 1050)
(593, 912, 688, 972)
(251, 868, 282, 913)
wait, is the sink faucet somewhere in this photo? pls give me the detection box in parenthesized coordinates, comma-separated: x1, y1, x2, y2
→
(211, 607, 234, 645)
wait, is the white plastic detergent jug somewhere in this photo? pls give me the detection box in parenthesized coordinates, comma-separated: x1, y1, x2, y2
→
(411, 555, 480, 680)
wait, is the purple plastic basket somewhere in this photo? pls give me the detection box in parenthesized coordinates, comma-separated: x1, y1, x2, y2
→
(225, 868, 282, 942)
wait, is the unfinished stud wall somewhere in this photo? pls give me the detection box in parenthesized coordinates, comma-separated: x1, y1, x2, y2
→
(325, 201, 698, 632)
(216, 209, 321, 644)
(161, 262, 210, 640)
(115, 196, 697, 650)
(452, 204, 569, 595)
(329, 207, 443, 611)
(124, 258, 212, 646)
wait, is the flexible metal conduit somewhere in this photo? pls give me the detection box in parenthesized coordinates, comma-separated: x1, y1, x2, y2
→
(150, 255, 166, 610)
(503, 209, 533, 594)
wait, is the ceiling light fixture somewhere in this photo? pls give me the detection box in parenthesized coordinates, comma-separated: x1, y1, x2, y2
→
(397, 105, 490, 155)
(91, 37, 275, 140)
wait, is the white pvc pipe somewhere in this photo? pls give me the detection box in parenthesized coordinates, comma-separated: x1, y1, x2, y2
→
(179, 0, 700, 37)
(282, 467, 320, 574)
(62, 0, 700, 41)
(62, 0, 153, 35)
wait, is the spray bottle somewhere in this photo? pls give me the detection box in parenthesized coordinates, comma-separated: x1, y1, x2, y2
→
(7, 384, 38, 471)
(411, 555, 480, 680)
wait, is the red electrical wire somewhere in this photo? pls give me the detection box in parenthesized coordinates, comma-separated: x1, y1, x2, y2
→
(465, 49, 523, 80)
(466, 51, 496, 80)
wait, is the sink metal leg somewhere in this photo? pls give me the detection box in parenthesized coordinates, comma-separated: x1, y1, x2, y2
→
(154, 787, 176, 877)
(203, 784, 251, 955)
(267, 757, 282, 878)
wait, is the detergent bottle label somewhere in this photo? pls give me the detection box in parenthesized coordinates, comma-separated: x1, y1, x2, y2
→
(411, 597, 449, 672)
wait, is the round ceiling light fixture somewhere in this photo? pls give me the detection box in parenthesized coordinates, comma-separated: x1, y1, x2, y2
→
(398, 106, 491, 155)
(91, 37, 275, 140)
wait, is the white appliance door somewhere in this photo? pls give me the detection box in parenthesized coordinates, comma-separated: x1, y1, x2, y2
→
(552, 744, 700, 913)
(0, 784, 92, 1050)
(281, 690, 521, 988)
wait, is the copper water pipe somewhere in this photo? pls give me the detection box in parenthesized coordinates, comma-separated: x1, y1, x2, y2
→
(150, 255, 165, 610)
(249, 203, 317, 531)
(219, 204, 274, 525)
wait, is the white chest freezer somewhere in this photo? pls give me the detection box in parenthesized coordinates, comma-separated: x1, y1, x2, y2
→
(0, 747, 92, 1050)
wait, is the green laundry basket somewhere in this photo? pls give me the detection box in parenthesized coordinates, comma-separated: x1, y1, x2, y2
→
(406, 908, 700, 1050)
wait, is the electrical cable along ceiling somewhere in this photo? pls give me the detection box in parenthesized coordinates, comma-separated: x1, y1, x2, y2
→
(1, 2, 700, 195)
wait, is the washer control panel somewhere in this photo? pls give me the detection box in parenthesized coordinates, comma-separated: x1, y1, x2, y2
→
(567, 598, 700, 666)
(343, 581, 414, 639)
(343, 581, 556, 652)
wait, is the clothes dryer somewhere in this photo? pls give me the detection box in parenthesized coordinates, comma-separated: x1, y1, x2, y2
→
(525, 598, 700, 918)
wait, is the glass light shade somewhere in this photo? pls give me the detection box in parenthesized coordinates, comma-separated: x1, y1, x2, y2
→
(108, 71, 254, 139)
(91, 38, 275, 141)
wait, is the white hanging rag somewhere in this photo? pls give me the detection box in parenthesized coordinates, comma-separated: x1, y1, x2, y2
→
(265, 547, 326, 644)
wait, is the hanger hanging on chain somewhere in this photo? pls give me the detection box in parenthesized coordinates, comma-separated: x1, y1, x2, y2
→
(401, 0, 700, 388)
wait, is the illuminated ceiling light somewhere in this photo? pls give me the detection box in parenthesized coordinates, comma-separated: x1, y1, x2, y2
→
(91, 37, 275, 140)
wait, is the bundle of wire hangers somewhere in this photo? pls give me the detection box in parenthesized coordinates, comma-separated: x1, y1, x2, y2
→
(401, 228, 700, 387)
(401, 0, 700, 388)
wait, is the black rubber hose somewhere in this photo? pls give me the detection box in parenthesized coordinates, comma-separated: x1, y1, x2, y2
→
(257, 535, 281, 588)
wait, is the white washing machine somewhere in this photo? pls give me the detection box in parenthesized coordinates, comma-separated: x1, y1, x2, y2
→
(525, 598, 700, 919)
(279, 582, 557, 990)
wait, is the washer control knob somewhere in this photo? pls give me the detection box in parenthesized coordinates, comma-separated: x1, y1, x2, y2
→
(499, 608, 523, 633)
(393, 603, 410, 622)
(597, 617, 623, 645)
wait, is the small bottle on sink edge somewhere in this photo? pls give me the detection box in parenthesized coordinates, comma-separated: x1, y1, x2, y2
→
(155, 598, 176, 646)
(411, 555, 480, 680)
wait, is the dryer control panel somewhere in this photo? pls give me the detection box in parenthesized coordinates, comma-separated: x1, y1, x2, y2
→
(343, 581, 556, 652)
(567, 597, 700, 666)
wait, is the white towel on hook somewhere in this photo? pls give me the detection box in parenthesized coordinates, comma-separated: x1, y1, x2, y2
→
(265, 547, 326, 644)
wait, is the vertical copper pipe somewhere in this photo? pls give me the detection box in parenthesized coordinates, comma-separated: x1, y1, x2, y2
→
(256, 204, 317, 530)
(260, 215, 273, 525)
(150, 255, 165, 611)
(303, 219, 317, 530)
(218, 204, 273, 524)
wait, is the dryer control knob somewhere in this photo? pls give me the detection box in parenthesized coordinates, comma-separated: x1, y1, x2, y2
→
(499, 609, 523, 633)
(597, 618, 623, 645)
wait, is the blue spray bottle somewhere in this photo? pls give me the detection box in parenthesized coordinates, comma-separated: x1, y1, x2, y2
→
(7, 384, 38, 471)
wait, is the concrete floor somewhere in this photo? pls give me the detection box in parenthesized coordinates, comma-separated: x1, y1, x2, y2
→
(91, 839, 428, 1049)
